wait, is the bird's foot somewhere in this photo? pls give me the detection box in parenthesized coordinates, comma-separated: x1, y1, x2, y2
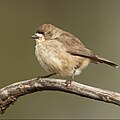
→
(65, 79, 73, 87)
(36, 73, 56, 80)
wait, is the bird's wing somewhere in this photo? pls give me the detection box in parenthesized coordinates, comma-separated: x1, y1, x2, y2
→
(57, 32, 96, 59)
(56, 32, 118, 68)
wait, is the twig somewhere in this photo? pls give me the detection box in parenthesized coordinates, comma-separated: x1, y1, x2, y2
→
(0, 77, 120, 114)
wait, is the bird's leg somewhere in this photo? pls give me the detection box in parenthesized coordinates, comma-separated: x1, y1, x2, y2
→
(37, 73, 56, 80)
(65, 70, 76, 86)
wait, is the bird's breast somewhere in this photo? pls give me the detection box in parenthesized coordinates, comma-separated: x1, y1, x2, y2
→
(35, 41, 63, 73)
(35, 40, 90, 76)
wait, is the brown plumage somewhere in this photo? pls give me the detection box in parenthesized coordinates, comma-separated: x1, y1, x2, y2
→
(31, 24, 118, 79)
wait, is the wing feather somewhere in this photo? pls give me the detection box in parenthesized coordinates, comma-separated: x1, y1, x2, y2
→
(57, 32, 95, 59)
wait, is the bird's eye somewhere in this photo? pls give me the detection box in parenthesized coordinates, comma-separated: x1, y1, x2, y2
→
(37, 31, 45, 35)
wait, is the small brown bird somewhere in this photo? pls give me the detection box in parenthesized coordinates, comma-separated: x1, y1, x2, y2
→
(31, 24, 118, 79)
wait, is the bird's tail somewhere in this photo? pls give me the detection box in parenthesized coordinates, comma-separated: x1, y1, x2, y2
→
(94, 55, 119, 68)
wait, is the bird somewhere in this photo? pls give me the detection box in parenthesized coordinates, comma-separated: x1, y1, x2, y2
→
(31, 24, 118, 81)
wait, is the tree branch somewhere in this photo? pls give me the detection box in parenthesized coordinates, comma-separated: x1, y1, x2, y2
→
(0, 77, 120, 114)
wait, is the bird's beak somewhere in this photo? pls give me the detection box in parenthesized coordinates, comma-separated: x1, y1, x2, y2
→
(31, 35, 39, 40)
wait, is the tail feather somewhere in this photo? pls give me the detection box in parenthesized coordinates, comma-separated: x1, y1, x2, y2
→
(94, 55, 119, 68)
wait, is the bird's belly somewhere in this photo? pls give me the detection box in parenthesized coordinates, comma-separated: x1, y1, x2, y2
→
(35, 43, 90, 76)
(35, 44, 62, 74)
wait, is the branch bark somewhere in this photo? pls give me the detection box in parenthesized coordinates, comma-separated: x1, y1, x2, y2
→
(0, 77, 120, 114)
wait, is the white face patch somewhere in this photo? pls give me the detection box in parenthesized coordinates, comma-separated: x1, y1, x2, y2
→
(35, 33, 45, 43)
(35, 33, 44, 39)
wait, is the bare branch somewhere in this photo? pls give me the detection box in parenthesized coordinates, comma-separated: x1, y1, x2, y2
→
(0, 77, 120, 114)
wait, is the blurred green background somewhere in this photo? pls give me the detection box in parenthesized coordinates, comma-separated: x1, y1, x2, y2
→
(0, 0, 120, 119)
